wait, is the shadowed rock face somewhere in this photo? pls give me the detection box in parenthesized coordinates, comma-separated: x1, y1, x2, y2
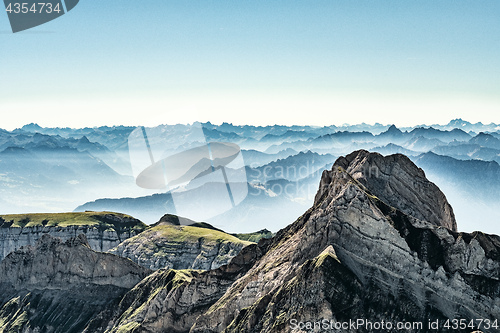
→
(0, 234, 151, 333)
(0, 234, 151, 289)
(84, 239, 272, 333)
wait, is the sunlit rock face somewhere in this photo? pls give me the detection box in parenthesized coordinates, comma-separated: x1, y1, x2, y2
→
(0, 213, 146, 260)
(108, 221, 252, 271)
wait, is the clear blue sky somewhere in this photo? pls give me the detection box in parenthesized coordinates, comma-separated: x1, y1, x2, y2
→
(0, 0, 499, 129)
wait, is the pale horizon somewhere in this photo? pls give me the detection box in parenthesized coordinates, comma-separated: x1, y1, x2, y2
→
(2, 1, 499, 131)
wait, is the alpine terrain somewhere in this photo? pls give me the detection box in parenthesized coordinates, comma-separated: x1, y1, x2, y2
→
(0, 150, 498, 332)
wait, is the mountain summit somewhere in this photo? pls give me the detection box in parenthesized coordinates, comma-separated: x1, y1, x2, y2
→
(317, 150, 457, 231)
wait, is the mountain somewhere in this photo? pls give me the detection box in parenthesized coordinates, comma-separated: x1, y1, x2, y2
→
(0, 212, 148, 260)
(20, 123, 44, 132)
(374, 124, 406, 145)
(0, 234, 151, 332)
(434, 118, 500, 133)
(81, 150, 496, 332)
(2, 150, 499, 332)
(108, 215, 253, 270)
(202, 128, 245, 143)
(231, 229, 274, 242)
(76, 161, 332, 233)
(0, 142, 135, 213)
(370, 143, 417, 156)
(248, 151, 336, 182)
(0, 131, 109, 155)
(17, 124, 135, 151)
(76, 152, 335, 231)
(311, 131, 375, 149)
(469, 132, 500, 150)
(87, 239, 271, 333)
(408, 127, 471, 143)
(75, 192, 176, 224)
(241, 148, 298, 167)
(259, 130, 319, 145)
(75, 180, 318, 232)
(330, 150, 456, 230)
(412, 152, 500, 234)
(413, 152, 500, 199)
(403, 136, 445, 152)
(431, 143, 500, 164)
(4, 121, 500, 235)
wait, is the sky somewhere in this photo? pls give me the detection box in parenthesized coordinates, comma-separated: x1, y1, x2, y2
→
(0, 0, 499, 130)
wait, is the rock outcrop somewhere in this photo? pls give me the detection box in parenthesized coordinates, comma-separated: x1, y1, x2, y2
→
(0, 212, 147, 260)
(316, 149, 457, 231)
(88, 239, 271, 333)
(108, 218, 253, 271)
(0, 234, 151, 333)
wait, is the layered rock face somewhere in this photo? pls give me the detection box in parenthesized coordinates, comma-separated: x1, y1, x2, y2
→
(316, 149, 457, 231)
(0, 234, 151, 332)
(108, 221, 253, 271)
(99, 150, 497, 333)
(188, 150, 497, 332)
(0, 212, 146, 260)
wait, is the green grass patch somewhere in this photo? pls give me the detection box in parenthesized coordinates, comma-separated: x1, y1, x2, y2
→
(144, 224, 253, 245)
(232, 229, 274, 243)
(0, 211, 148, 231)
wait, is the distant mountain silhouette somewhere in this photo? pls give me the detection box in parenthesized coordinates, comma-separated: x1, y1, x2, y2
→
(2, 120, 500, 234)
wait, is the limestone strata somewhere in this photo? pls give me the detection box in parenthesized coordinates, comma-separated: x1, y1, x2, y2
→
(0, 224, 142, 261)
(0, 234, 151, 333)
(88, 240, 270, 333)
(108, 224, 252, 271)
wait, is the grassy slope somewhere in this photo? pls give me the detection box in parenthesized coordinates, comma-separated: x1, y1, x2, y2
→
(232, 230, 274, 243)
(134, 224, 253, 246)
(1, 211, 270, 245)
(0, 211, 147, 230)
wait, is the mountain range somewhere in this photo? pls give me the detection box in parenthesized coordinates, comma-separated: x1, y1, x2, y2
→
(1, 150, 498, 332)
(1, 119, 500, 234)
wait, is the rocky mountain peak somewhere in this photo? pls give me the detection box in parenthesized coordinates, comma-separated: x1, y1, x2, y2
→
(387, 124, 401, 133)
(78, 135, 91, 144)
(316, 150, 457, 231)
(379, 124, 404, 137)
(21, 123, 43, 132)
(183, 150, 499, 332)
